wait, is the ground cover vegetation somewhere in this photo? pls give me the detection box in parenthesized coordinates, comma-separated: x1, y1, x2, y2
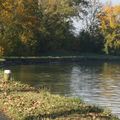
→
(0, 79, 119, 120)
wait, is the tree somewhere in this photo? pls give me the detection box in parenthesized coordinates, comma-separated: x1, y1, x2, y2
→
(37, 0, 88, 52)
(77, 0, 104, 53)
(98, 5, 120, 54)
(0, 0, 88, 56)
(0, 0, 40, 55)
(81, 0, 102, 31)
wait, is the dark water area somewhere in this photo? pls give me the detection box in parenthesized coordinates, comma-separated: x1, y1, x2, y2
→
(3, 61, 120, 117)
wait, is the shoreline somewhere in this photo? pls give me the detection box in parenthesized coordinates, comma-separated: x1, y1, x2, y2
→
(0, 55, 120, 66)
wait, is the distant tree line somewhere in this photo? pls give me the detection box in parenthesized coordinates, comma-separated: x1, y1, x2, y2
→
(0, 0, 120, 56)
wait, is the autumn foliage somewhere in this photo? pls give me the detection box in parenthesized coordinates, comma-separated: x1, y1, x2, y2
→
(0, 0, 120, 56)
(0, 0, 83, 56)
(98, 5, 120, 54)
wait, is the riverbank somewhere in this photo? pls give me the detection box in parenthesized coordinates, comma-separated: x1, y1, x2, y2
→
(1, 55, 120, 66)
(0, 80, 119, 120)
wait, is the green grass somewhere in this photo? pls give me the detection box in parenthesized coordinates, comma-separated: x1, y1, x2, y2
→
(0, 80, 119, 120)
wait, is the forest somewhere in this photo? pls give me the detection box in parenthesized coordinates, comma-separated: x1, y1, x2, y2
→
(0, 0, 120, 56)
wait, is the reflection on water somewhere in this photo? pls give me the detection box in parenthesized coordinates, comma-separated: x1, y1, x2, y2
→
(70, 62, 120, 117)
(4, 61, 120, 117)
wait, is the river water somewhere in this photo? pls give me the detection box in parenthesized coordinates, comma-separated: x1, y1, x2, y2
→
(4, 61, 120, 117)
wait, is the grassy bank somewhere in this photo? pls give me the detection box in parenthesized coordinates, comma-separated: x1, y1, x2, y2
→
(0, 80, 119, 120)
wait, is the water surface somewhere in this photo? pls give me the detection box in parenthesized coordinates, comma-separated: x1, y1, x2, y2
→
(4, 61, 120, 117)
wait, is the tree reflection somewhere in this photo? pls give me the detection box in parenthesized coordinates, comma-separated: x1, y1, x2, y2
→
(69, 62, 120, 117)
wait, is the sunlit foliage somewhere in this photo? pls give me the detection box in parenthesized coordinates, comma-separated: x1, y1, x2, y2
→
(98, 5, 120, 54)
(0, 0, 87, 56)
